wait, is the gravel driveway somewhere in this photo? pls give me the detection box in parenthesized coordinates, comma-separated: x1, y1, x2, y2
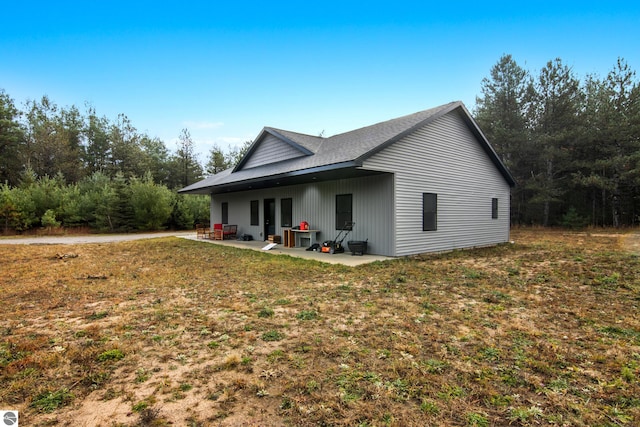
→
(0, 231, 193, 245)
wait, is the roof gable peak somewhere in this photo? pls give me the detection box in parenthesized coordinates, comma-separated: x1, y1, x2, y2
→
(234, 127, 316, 172)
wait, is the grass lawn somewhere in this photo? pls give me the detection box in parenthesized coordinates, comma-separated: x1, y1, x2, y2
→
(1, 229, 639, 426)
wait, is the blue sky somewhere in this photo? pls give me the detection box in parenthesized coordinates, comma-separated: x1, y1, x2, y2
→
(2, 1, 639, 163)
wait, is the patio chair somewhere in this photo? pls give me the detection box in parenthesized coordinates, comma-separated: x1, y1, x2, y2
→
(211, 223, 223, 240)
(222, 224, 237, 240)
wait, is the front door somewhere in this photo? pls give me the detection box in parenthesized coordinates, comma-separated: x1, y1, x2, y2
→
(264, 198, 275, 239)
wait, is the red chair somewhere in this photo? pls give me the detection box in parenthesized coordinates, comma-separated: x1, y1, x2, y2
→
(212, 223, 223, 240)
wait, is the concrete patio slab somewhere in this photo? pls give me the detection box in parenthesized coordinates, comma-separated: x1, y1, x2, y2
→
(182, 235, 394, 266)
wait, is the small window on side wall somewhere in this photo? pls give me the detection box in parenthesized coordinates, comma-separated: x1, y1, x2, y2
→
(492, 198, 498, 219)
(221, 202, 228, 224)
(250, 200, 259, 225)
(423, 193, 437, 231)
(281, 198, 292, 227)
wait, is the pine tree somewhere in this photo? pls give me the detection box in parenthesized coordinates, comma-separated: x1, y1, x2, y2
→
(0, 90, 25, 186)
(528, 59, 582, 226)
(205, 144, 229, 175)
(474, 55, 534, 223)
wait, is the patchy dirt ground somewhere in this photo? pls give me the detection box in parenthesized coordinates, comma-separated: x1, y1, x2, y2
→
(622, 231, 640, 254)
(1, 229, 639, 426)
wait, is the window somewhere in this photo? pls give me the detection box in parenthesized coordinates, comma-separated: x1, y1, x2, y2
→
(336, 194, 353, 230)
(250, 200, 259, 225)
(492, 198, 498, 219)
(281, 198, 292, 227)
(221, 202, 228, 224)
(422, 193, 437, 231)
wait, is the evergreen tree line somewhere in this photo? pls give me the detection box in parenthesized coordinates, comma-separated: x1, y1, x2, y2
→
(0, 171, 210, 233)
(2, 53, 639, 231)
(475, 55, 640, 227)
(0, 91, 251, 233)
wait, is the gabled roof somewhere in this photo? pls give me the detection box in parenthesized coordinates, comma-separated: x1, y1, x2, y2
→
(179, 101, 515, 194)
(233, 127, 320, 171)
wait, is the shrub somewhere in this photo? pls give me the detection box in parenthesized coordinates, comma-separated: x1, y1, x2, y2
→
(30, 388, 74, 413)
(169, 193, 194, 230)
(258, 307, 274, 318)
(262, 330, 285, 341)
(97, 349, 125, 362)
(562, 206, 588, 229)
(41, 209, 60, 229)
(296, 310, 319, 321)
(129, 173, 173, 230)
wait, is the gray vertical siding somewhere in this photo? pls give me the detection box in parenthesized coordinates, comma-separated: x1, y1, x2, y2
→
(209, 109, 511, 257)
(363, 109, 511, 256)
(210, 174, 394, 255)
(242, 134, 306, 169)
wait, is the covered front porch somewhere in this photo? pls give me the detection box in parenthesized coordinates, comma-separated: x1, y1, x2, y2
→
(182, 234, 392, 267)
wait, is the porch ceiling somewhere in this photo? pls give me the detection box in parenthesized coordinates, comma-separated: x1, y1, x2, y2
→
(199, 166, 389, 195)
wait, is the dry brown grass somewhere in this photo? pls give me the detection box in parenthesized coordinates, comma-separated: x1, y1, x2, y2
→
(1, 229, 639, 426)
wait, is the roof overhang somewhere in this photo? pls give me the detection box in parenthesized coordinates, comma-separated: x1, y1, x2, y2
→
(179, 101, 516, 195)
(180, 162, 389, 195)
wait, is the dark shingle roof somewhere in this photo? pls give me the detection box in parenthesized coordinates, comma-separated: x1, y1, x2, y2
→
(266, 128, 324, 153)
(179, 101, 514, 194)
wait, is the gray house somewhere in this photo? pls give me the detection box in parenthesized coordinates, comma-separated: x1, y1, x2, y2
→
(179, 101, 515, 256)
